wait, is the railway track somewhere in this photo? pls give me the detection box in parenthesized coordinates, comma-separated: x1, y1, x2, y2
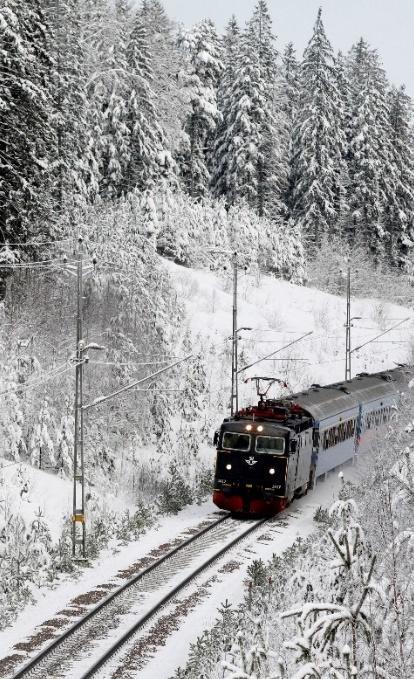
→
(10, 512, 272, 679)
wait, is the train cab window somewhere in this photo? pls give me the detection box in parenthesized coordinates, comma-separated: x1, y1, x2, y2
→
(222, 432, 251, 452)
(255, 436, 285, 455)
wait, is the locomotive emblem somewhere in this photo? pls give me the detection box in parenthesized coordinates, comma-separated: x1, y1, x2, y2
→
(245, 456, 258, 466)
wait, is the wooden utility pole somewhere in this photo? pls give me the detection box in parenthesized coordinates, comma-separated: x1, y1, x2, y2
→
(72, 236, 86, 559)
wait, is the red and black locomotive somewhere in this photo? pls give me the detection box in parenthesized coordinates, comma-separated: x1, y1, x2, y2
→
(213, 367, 411, 514)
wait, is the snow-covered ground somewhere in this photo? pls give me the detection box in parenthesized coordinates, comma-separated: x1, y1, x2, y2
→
(0, 501, 218, 662)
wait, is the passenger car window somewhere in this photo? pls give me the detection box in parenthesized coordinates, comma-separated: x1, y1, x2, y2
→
(255, 436, 285, 454)
(222, 432, 251, 451)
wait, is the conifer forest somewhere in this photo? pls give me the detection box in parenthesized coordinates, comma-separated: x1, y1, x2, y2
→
(1, 1, 414, 678)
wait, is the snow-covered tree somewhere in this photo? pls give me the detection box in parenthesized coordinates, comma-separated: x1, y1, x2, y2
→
(27, 510, 53, 587)
(180, 350, 208, 423)
(281, 42, 300, 127)
(125, 9, 171, 193)
(138, 0, 187, 151)
(346, 39, 397, 255)
(177, 19, 223, 198)
(0, 356, 26, 463)
(98, 0, 131, 199)
(211, 15, 240, 199)
(292, 8, 347, 244)
(283, 490, 385, 678)
(216, 1, 286, 219)
(0, 0, 56, 245)
(385, 85, 414, 266)
(30, 398, 56, 470)
(150, 385, 174, 456)
(56, 396, 74, 477)
(45, 0, 89, 220)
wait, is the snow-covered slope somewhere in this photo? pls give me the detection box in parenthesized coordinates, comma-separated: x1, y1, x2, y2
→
(4, 263, 413, 539)
(168, 260, 414, 404)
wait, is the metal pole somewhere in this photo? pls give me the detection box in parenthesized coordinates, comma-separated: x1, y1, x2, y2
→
(231, 253, 238, 416)
(72, 236, 86, 559)
(345, 265, 351, 381)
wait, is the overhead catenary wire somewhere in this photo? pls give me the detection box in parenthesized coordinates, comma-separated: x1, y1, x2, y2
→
(0, 260, 61, 269)
(0, 361, 83, 398)
(83, 354, 193, 411)
(0, 237, 74, 247)
(238, 331, 314, 375)
(89, 359, 181, 367)
(350, 317, 410, 354)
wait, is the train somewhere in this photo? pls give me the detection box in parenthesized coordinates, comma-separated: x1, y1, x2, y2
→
(213, 366, 412, 514)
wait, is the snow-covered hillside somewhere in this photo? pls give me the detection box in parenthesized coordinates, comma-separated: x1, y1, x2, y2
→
(168, 260, 414, 404)
(4, 261, 413, 549)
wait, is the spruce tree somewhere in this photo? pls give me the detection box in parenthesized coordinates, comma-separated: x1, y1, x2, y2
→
(292, 8, 347, 244)
(176, 19, 223, 198)
(212, 15, 240, 199)
(45, 0, 89, 220)
(215, 1, 286, 218)
(98, 0, 131, 200)
(80, 0, 110, 202)
(0, 0, 56, 245)
(125, 10, 169, 193)
(347, 39, 397, 254)
(30, 398, 56, 470)
(138, 0, 185, 151)
(386, 85, 414, 266)
(281, 42, 300, 126)
(277, 42, 300, 212)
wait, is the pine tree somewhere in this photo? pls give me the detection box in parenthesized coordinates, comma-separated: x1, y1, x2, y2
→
(346, 39, 397, 255)
(292, 8, 347, 245)
(138, 0, 185, 151)
(151, 386, 174, 456)
(56, 396, 74, 476)
(79, 0, 111, 202)
(28, 510, 53, 587)
(125, 9, 170, 193)
(277, 42, 300, 213)
(216, 2, 286, 219)
(281, 42, 300, 126)
(0, 354, 26, 462)
(177, 19, 223, 198)
(211, 15, 240, 199)
(45, 0, 89, 221)
(386, 85, 414, 266)
(283, 492, 385, 678)
(0, 0, 57, 245)
(97, 0, 131, 200)
(30, 398, 56, 470)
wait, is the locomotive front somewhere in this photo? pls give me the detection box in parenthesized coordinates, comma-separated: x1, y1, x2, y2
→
(213, 418, 292, 514)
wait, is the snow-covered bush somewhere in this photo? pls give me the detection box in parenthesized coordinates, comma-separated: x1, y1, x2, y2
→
(307, 234, 414, 306)
(155, 186, 305, 282)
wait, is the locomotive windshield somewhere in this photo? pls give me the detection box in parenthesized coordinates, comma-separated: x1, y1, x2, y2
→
(222, 432, 251, 452)
(255, 436, 285, 454)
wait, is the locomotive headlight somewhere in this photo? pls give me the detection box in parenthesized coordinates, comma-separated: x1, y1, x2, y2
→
(226, 463, 232, 470)
(245, 424, 252, 431)
(269, 468, 275, 475)
(257, 425, 264, 432)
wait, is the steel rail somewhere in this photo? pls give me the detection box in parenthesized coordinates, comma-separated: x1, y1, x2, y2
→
(10, 513, 231, 679)
(80, 516, 269, 678)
